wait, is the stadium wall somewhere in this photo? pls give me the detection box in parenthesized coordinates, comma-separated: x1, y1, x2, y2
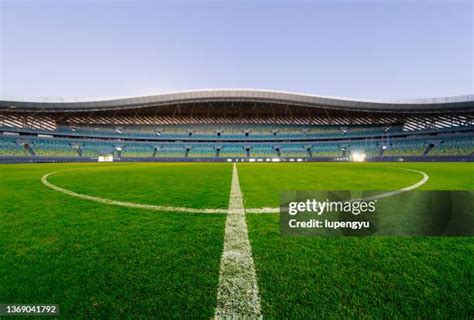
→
(1, 155, 472, 164)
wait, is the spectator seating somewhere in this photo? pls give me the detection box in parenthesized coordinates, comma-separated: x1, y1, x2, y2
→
(0, 137, 28, 156)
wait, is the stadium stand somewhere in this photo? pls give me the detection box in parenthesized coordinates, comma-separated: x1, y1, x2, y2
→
(1, 129, 473, 160)
(30, 138, 78, 157)
(0, 137, 28, 156)
(0, 90, 472, 162)
(429, 136, 474, 156)
(1, 130, 473, 160)
(383, 138, 427, 156)
(53, 124, 400, 141)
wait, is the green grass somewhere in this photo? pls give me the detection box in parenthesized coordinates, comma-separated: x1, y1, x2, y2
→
(0, 162, 473, 319)
(246, 222, 473, 319)
(0, 163, 228, 318)
(238, 162, 474, 319)
(47, 162, 232, 209)
(237, 162, 474, 208)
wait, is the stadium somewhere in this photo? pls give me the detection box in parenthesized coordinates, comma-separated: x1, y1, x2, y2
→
(1, 89, 473, 318)
(0, 89, 473, 163)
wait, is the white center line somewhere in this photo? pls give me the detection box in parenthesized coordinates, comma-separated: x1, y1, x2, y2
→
(215, 163, 262, 319)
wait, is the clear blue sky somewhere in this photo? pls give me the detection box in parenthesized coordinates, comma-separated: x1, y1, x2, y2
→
(0, 0, 472, 100)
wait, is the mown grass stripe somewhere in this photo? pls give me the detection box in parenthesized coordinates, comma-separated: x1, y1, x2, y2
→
(214, 163, 262, 319)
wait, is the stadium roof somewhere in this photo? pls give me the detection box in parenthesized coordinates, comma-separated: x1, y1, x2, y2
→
(1, 89, 473, 113)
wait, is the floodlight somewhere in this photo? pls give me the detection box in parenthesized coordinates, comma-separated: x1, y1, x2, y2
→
(351, 152, 366, 162)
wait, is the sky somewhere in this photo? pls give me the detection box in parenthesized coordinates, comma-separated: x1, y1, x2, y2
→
(0, 0, 472, 101)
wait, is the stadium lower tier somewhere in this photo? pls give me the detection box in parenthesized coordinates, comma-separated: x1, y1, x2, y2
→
(0, 134, 472, 158)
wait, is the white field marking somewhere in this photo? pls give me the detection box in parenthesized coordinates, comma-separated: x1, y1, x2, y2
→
(356, 168, 429, 201)
(214, 163, 262, 319)
(245, 207, 280, 214)
(40, 171, 227, 214)
(40, 167, 428, 215)
(244, 168, 430, 214)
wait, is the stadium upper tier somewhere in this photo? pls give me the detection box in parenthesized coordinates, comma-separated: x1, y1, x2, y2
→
(55, 124, 404, 140)
(0, 90, 473, 132)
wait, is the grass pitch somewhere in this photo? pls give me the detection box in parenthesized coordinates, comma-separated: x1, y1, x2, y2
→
(0, 162, 473, 319)
(1, 163, 227, 318)
(237, 162, 474, 208)
(47, 163, 232, 209)
(239, 163, 473, 319)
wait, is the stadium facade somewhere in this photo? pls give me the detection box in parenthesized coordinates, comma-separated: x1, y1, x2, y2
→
(0, 89, 473, 163)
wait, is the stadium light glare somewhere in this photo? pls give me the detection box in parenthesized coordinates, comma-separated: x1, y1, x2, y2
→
(351, 152, 366, 162)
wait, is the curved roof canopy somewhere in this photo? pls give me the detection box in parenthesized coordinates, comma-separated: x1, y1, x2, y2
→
(1, 89, 473, 113)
